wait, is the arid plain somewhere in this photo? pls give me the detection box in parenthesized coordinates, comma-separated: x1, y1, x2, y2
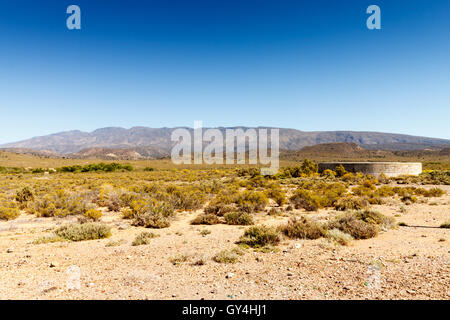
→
(0, 151, 448, 299)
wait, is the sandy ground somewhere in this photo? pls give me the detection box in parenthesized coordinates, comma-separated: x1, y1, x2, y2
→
(0, 185, 449, 300)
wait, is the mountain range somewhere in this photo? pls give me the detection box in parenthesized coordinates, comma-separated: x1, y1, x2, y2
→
(1, 127, 449, 159)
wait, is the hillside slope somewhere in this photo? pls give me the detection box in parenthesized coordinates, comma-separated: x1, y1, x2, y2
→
(1, 126, 449, 154)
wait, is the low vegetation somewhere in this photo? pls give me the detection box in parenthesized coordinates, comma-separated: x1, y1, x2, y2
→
(191, 214, 221, 225)
(279, 217, 325, 240)
(213, 247, 244, 263)
(132, 231, 158, 246)
(0, 158, 446, 258)
(237, 225, 281, 248)
(37, 223, 112, 242)
(132, 203, 174, 228)
(170, 254, 191, 266)
(58, 162, 133, 173)
(325, 229, 353, 246)
(0, 202, 20, 220)
(224, 211, 254, 225)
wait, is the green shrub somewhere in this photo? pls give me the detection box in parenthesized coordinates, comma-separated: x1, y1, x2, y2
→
(83, 209, 102, 221)
(132, 231, 157, 246)
(352, 181, 376, 196)
(0, 203, 20, 220)
(281, 159, 318, 178)
(29, 190, 94, 217)
(279, 217, 326, 240)
(237, 191, 268, 212)
(167, 188, 206, 211)
(335, 164, 347, 177)
(237, 225, 280, 248)
(424, 187, 445, 197)
(300, 159, 318, 176)
(267, 207, 281, 216)
(341, 172, 355, 182)
(224, 211, 254, 225)
(289, 189, 322, 211)
(417, 170, 450, 185)
(33, 235, 67, 244)
(132, 202, 174, 228)
(58, 163, 133, 173)
(53, 223, 111, 241)
(191, 214, 221, 225)
(237, 167, 260, 177)
(200, 229, 211, 236)
(401, 194, 417, 205)
(376, 186, 396, 197)
(325, 229, 353, 246)
(265, 188, 286, 206)
(170, 254, 191, 265)
(327, 214, 378, 239)
(15, 187, 34, 203)
(334, 196, 369, 211)
(352, 210, 395, 229)
(322, 169, 336, 178)
(204, 203, 234, 216)
(213, 248, 244, 263)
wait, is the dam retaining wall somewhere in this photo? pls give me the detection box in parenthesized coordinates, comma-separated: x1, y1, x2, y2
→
(318, 162, 422, 178)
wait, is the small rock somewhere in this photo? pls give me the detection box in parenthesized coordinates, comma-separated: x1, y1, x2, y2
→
(226, 272, 234, 279)
(49, 262, 59, 268)
(294, 243, 302, 249)
(287, 273, 293, 277)
(6, 248, 14, 253)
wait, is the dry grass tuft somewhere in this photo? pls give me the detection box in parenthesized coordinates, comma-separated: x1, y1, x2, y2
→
(50, 223, 112, 242)
(237, 225, 280, 248)
(213, 247, 244, 263)
(191, 214, 221, 225)
(325, 229, 353, 246)
(279, 217, 326, 240)
(132, 231, 157, 246)
(224, 211, 254, 225)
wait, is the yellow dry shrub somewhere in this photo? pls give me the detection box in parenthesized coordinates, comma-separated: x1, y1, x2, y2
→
(0, 201, 20, 220)
(83, 209, 102, 221)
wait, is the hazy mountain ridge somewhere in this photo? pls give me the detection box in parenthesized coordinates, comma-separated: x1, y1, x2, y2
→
(71, 146, 169, 160)
(1, 126, 449, 155)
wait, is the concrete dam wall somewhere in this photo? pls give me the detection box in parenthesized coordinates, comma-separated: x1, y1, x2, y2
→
(318, 162, 422, 178)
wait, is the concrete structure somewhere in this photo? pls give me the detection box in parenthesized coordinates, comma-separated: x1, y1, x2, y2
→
(318, 162, 422, 178)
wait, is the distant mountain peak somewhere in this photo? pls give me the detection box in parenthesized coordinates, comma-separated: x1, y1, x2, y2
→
(1, 126, 449, 155)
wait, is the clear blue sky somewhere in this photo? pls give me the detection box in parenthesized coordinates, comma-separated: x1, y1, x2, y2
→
(0, 0, 449, 144)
